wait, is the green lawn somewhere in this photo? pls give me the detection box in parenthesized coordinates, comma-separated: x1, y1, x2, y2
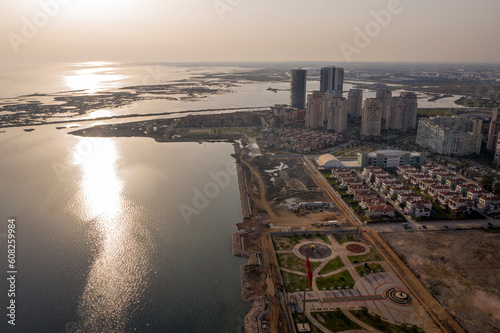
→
(417, 108, 455, 117)
(316, 270, 355, 290)
(351, 308, 423, 333)
(318, 257, 345, 275)
(348, 248, 381, 264)
(273, 234, 331, 251)
(282, 271, 309, 291)
(355, 263, 385, 277)
(273, 237, 297, 251)
(311, 310, 363, 332)
(277, 253, 321, 272)
(335, 235, 362, 245)
(291, 234, 332, 245)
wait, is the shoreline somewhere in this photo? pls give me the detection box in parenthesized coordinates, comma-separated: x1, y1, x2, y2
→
(232, 141, 268, 333)
(0, 106, 268, 129)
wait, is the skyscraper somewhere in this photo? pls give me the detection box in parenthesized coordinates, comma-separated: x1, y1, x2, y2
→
(361, 98, 383, 136)
(487, 108, 500, 151)
(376, 90, 392, 121)
(320, 66, 344, 98)
(347, 89, 363, 119)
(290, 69, 307, 110)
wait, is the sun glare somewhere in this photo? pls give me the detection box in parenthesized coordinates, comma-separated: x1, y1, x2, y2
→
(64, 67, 126, 94)
(74, 139, 123, 220)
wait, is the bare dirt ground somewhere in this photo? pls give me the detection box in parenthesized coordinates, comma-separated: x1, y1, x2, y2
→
(250, 157, 326, 203)
(236, 154, 341, 332)
(382, 229, 500, 333)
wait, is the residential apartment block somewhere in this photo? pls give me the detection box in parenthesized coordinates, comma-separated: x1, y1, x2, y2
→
(361, 98, 383, 136)
(416, 116, 483, 156)
(347, 89, 363, 119)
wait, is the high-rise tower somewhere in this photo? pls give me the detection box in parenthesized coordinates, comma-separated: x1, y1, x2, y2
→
(347, 89, 363, 119)
(361, 98, 383, 136)
(290, 69, 307, 110)
(320, 66, 344, 98)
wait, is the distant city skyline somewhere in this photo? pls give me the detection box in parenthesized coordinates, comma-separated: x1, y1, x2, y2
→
(1, 0, 500, 64)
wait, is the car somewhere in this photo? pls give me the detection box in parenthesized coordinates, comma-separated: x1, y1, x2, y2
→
(443, 225, 449, 228)
(422, 225, 427, 230)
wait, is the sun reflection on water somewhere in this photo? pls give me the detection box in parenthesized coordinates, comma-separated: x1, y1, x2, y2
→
(64, 63, 126, 94)
(74, 138, 151, 332)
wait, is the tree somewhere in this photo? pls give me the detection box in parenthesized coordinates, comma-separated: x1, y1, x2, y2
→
(479, 174, 494, 192)
(493, 182, 500, 195)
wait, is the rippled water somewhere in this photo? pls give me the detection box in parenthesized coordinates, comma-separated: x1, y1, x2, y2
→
(0, 126, 249, 332)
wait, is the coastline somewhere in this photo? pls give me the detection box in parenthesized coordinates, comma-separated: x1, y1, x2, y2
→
(232, 142, 267, 333)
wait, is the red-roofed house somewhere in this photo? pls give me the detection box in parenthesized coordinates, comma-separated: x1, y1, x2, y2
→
(368, 205, 395, 218)
(389, 186, 413, 200)
(419, 179, 440, 193)
(477, 196, 500, 214)
(347, 184, 370, 194)
(445, 177, 467, 190)
(448, 197, 475, 214)
(397, 192, 422, 205)
(438, 191, 460, 205)
(456, 183, 480, 196)
(428, 185, 451, 198)
(467, 189, 494, 203)
(353, 190, 375, 202)
(404, 199, 432, 218)
(361, 166, 384, 178)
(360, 197, 387, 210)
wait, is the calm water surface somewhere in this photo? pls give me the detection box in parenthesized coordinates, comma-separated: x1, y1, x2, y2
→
(0, 126, 249, 332)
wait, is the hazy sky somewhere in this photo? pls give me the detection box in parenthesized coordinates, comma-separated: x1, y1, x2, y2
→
(1, 0, 500, 64)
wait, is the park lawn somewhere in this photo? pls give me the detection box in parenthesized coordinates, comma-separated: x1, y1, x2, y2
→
(351, 308, 422, 333)
(311, 310, 362, 332)
(273, 237, 297, 251)
(355, 263, 385, 277)
(291, 234, 332, 245)
(277, 253, 321, 272)
(319, 257, 345, 275)
(348, 248, 381, 264)
(273, 234, 331, 251)
(334, 235, 362, 245)
(316, 270, 355, 290)
(281, 271, 306, 291)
